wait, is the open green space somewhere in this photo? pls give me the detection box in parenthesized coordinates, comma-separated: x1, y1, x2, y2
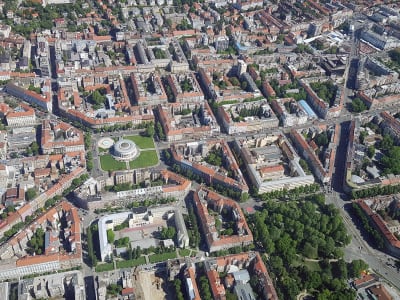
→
(149, 251, 177, 263)
(95, 263, 115, 272)
(178, 248, 191, 257)
(116, 257, 146, 268)
(129, 150, 158, 169)
(98, 134, 158, 171)
(125, 135, 155, 149)
(292, 256, 322, 272)
(99, 154, 126, 171)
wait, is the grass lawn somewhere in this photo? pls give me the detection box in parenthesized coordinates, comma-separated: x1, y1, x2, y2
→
(149, 251, 177, 263)
(100, 154, 126, 171)
(179, 249, 191, 257)
(303, 260, 322, 272)
(292, 257, 322, 272)
(95, 263, 115, 272)
(129, 150, 158, 169)
(125, 135, 155, 149)
(116, 257, 146, 268)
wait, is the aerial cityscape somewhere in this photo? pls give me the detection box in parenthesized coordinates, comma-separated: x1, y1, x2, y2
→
(0, 0, 400, 299)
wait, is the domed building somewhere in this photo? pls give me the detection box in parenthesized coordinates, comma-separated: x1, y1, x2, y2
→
(112, 139, 139, 161)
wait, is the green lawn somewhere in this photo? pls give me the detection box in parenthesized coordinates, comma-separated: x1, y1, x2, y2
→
(116, 257, 146, 269)
(95, 263, 115, 272)
(125, 135, 155, 149)
(179, 249, 191, 257)
(292, 257, 322, 272)
(129, 150, 158, 169)
(100, 154, 126, 171)
(149, 251, 177, 263)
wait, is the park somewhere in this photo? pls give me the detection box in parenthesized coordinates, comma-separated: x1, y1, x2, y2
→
(98, 135, 158, 171)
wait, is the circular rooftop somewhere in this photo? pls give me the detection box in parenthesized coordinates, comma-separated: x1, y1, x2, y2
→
(98, 137, 115, 150)
(113, 139, 139, 161)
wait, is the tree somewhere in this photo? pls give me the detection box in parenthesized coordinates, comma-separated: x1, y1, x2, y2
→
(144, 125, 155, 137)
(381, 146, 400, 175)
(31, 141, 40, 155)
(315, 132, 329, 147)
(26, 228, 45, 255)
(302, 242, 318, 259)
(380, 134, 394, 151)
(367, 146, 375, 158)
(160, 226, 176, 240)
(351, 98, 367, 113)
(389, 48, 400, 65)
(25, 188, 37, 201)
(348, 260, 368, 278)
(229, 77, 240, 86)
(107, 229, 115, 243)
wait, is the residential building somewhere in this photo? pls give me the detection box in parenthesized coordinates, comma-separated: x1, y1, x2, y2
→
(156, 101, 220, 142)
(5, 81, 52, 112)
(193, 187, 253, 252)
(234, 133, 314, 193)
(171, 140, 249, 194)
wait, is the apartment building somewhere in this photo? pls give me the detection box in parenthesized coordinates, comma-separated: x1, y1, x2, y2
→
(171, 140, 249, 194)
(156, 101, 220, 142)
(234, 133, 315, 193)
(0, 201, 82, 280)
(193, 187, 253, 253)
(5, 81, 52, 112)
(40, 120, 85, 154)
(218, 99, 279, 135)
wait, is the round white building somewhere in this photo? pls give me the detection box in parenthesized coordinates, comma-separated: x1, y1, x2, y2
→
(112, 139, 139, 161)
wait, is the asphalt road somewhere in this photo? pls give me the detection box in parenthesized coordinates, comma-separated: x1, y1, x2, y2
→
(327, 121, 400, 290)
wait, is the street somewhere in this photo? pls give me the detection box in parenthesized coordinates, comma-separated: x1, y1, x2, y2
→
(327, 120, 400, 290)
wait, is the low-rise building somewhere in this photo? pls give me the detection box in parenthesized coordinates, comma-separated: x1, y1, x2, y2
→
(18, 271, 85, 300)
(131, 72, 168, 106)
(270, 98, 309, 127)
(299, 78, 343, 119)
(74, 170, 191, 210)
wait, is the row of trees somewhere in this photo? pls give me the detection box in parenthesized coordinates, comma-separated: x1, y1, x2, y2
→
(186, 208, 201, 248)
(87, 224, 97, 267)
(155, 121, 165, 140)
(258, 183, 320, 201)
(352, 203, 385, 249)
(84, 133, 93, 171)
